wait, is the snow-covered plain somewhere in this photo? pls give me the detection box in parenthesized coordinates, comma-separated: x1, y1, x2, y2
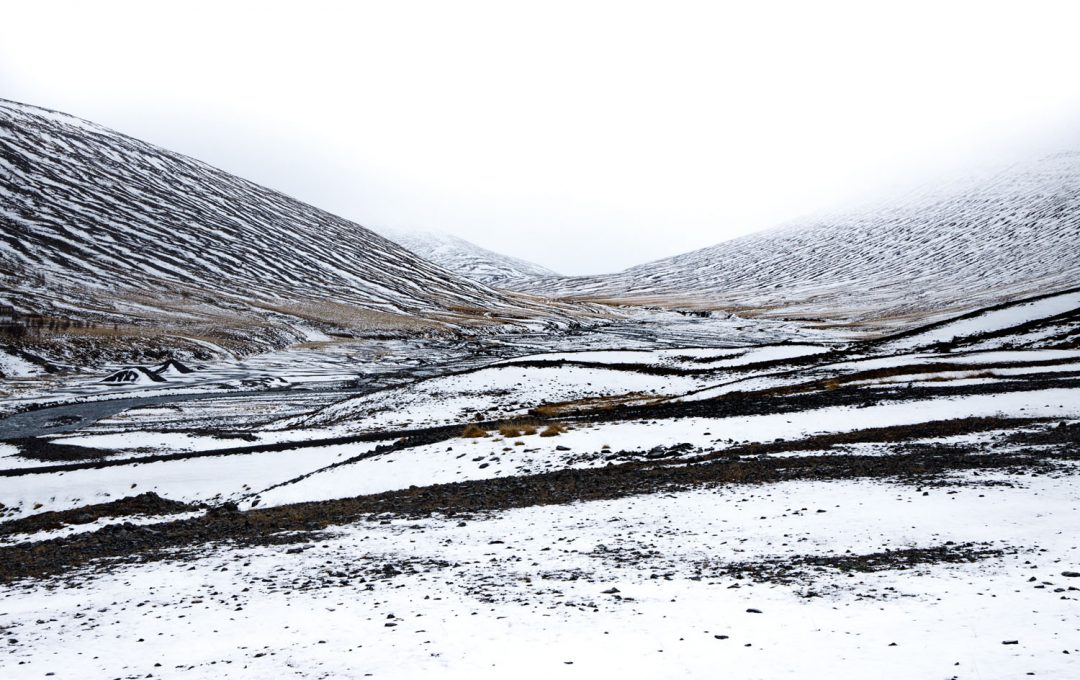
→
(245, 388, 1080, 511)
(4, 471, 1079, 679)
(0, 441, 384, 519)
(2, 311, 1078, 680)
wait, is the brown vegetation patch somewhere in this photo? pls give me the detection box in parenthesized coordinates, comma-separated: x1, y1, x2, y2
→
(539, 423, 567, 437)
(461, 424, 489, 438)
(531, 392, 663, 418)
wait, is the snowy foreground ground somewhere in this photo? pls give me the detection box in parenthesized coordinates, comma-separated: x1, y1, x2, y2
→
(2, 291, 1079, 678)
(5, 474, 1080, 679)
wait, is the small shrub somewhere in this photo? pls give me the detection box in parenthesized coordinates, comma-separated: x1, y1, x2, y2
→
(498, 423, 522, 438)
(461, 424, 488, 438)
(522, 425, 538, 436)
(539, 423, 566, 437)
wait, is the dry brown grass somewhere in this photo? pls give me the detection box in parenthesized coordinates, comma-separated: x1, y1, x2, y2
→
(445, 304, 493, 316)
(539, 423, 567, 437)
(531, 404, 562, 418)
(531, 392, 663, 418)
(461, 424, 488, 438)
(257, 300, 444, 333)
(498, 423, 523, 438)
(495, 420, 541, 437)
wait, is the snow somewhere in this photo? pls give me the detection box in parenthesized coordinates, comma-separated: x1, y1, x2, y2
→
(51, 430, 264, 455)
(249, 388, 1080, 508)
(101, 367, 166, 385)
(687, 343, 829, 367)
(496, 350, 667, 365)
(0, 442, 22, 466)
(0, 442, 382, 518)
(0, 97, 565, 361)
(524, 153, 1080, 329)
(0, 511, 205, 546)
(884, 290, 1080, 351)
(495, 344, 829, 369)
(0, 349, 43, 379)
(376, 227, 559, 286)
(678, 348, 1080, 402)
(941, 349, 1080, 365)
(302, 364, 714, 431)
(2, 100, 1080, 678)
(845, 364, 1080, 388)
(4, 471, 1079, 679)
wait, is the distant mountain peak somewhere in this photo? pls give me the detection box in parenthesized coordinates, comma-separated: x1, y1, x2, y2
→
(375, 227, 558, 287)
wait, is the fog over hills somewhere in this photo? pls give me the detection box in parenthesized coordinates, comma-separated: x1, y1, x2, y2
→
(522, 153, 1080, 327)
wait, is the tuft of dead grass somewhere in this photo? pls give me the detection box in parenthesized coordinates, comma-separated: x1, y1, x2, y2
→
(539, 423, 567, 437)
(496, 420, 541, 437)
(530, 392, 662, 418)
(461, 424, 488, 438)
(498, 423, 523, 438)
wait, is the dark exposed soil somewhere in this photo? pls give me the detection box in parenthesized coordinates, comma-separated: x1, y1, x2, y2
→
(5, 372, 1076, 478)
(5, 435, 116, 463)
(1006, 420, 1080, 446)
(0, 492, 199, 538)
(695, 542, 1013, 587)
(850, 285, 1080, 351)
(0, 415, 1074, 583)
(1, 294, 1077, 584)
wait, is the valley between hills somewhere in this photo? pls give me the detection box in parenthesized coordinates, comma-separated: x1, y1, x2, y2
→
(1, 99, 1079, 679)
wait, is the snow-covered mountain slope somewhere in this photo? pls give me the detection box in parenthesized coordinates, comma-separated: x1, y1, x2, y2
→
(0, 100, 555, 357)
(526, 153, 1080, 329)
(375, 228, 558, 287)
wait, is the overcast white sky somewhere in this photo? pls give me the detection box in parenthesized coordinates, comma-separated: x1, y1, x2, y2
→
(3, 1, 1080, 275)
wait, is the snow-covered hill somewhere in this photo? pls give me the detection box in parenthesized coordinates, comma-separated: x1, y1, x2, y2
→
(375, 228, 558, 287)
(0, 100, 555, 357)
(526, 154, 1080, 328)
